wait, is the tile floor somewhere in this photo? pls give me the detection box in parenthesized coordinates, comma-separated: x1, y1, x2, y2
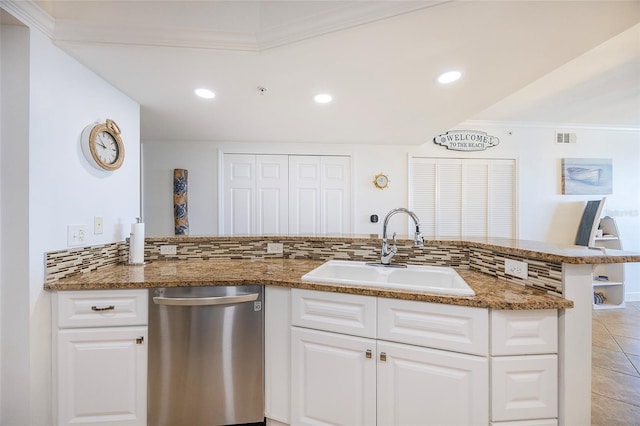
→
(591, 301, 640, 425)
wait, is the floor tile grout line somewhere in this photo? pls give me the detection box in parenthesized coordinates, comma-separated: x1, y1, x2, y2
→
(591, 390, 640, 409)
(592, 391, 640, 409)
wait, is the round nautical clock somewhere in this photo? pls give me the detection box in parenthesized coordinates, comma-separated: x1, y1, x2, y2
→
(373, 173, 389, 189)
(81, 119, 125, 171)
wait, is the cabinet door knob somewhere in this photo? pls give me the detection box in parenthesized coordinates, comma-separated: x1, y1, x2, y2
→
(365, 349, 372, 359)
(380, 352, 387, 362)
(136, 337, 144, 345)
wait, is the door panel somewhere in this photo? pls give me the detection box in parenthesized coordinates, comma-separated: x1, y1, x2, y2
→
(291, 327, 376, 426)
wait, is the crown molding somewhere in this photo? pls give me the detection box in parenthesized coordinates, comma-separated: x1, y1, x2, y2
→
(463, 119, 640, 133)
(53, 20, 259, 52)
(6, 0, 448, 52)
(0, 0, 54, 37)
(257, 1, 447, 50)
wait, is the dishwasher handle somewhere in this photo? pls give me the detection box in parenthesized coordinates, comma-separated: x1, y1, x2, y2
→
(153, 292, 259, 307)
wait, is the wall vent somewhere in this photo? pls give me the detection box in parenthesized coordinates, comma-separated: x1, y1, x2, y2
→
(555, 132, 577, 144)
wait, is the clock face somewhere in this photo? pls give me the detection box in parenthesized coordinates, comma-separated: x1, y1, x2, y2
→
(82, 119, 125, 171)
(374, 173, 389, 189)
(94, 131, 120, 165)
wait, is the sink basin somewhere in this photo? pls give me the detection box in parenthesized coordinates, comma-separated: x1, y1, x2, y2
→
(301, 260, 475, 296)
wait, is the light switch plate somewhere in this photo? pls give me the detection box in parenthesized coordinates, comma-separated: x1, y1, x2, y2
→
(505, 259, 528, 279)
(94, 216, 104, 234)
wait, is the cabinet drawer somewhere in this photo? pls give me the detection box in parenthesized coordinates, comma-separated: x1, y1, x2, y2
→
(491, 355, 558, 422)
(378, 298, 488, 356)
(55, 289, 148, 328)
(491, 420, 557, 426)
(291, 289, 376, 338)
(491, 310, 557, 355)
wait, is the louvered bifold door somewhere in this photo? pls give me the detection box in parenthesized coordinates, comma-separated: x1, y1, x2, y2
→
(489, 160, 516, 238)
(410, 157, 516, 239)
(410, 158, 437, 236)
(436, 159, 462, 238)
(462, 160, 489, 237)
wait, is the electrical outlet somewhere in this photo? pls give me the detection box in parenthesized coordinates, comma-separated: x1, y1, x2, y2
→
(67, 224, 87, 246)
(160, 245, 177, 255)
(505, 259, 528, 279)
(267, 243, 284, 254)
(94, 216, 104, 234)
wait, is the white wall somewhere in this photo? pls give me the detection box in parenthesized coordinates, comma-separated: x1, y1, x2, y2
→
(1, 19, 140, 424)
(1, 22, 30, 424)
(143, 124, 640, 300)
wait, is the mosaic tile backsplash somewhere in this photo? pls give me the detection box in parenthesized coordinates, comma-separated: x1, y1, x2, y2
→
(45, 236, 564, 296)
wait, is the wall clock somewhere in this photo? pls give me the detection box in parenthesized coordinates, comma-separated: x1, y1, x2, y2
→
(81, 119, 125, 171)
(374, 173, 389, 189)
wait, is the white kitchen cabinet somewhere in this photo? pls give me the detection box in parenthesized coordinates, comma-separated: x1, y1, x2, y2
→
(592, 216, 625, 309)
(291, 288, 376, 338)
(53, 290, 148, 426)
(291, 289, 490, 426)
(491, 355, 558, 422)
(291, 327, 376, 426)
(290, 289, 559, 426)
(377, 340, 488, 426)
(378, 297, 488, 356)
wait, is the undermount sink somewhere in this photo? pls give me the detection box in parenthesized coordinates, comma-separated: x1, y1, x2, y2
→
(301, 260, 475, 296)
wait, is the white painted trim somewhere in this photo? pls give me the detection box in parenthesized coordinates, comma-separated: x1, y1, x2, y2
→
(8, 0, 447, 53)
(463, 119, 640, 133)
(624, 291, 640, 302)
(0, 0, 54, 37)
(54, 20, 259, 52)
(558, 264, 593, 426)
(217, 149, 225, 235)
(257, 1, 446, 50)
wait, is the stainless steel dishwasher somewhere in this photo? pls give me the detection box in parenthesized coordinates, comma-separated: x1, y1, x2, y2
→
(148, 285, 264, 426)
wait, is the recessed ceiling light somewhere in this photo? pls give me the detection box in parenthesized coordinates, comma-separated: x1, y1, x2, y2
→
(194, 88, 216, 99)
(437, 71, 462, 84)
(314, 93, 333, 104)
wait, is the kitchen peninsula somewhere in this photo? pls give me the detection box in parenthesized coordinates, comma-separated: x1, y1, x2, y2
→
(45, 235, 640, 426)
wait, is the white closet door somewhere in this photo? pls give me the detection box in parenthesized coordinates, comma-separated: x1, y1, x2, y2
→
(289, 156, 321, 235)
(409, 158, 436, 236)
(462, 160, 489, 237)
(410, 157, 516, 239)
(256, 155, 289, 235)
(321, 156, 351, 234)
(223, 154, 255, 235)
(489, 160, 516, 238)
(437, 159, 462, 237)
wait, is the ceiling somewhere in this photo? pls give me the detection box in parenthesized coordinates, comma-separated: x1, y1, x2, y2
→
(11, 1, 640, 144)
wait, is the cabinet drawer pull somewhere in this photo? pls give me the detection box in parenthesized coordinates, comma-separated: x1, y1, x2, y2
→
(365, 349, 372, 359)
(136, 336, 144, 345)
(380, 352, 387, 362)
(91, 305, 115, 312)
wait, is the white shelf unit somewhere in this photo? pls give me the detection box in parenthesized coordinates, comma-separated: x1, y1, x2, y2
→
(592, 216, 625, 310)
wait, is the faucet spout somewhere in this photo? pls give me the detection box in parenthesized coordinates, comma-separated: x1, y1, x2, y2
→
(380, 208, 424, 265)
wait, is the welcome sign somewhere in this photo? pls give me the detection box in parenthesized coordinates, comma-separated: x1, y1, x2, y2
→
(434, 130, 500, 151)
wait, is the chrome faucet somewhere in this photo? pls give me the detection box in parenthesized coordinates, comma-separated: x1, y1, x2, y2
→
(380, 208, 425, 265)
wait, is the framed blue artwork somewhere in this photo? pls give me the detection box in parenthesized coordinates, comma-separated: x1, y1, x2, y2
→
(562, 158, 612, 195)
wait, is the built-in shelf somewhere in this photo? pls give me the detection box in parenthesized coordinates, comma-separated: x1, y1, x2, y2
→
(592, 216, 625, 310)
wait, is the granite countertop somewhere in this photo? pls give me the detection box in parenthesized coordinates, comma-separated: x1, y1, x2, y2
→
(45, 259, 573, 310)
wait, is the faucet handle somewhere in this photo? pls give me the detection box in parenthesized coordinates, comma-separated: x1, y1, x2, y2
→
(392, 232, 397, 247)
